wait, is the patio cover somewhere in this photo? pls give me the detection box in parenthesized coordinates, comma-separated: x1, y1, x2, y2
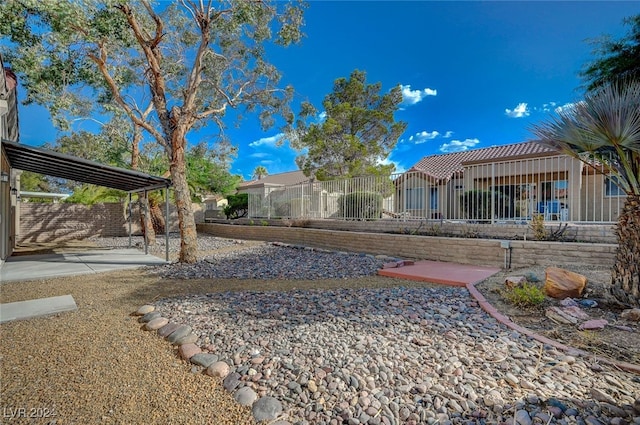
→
(1, 139, 171, 192)
(1, 138, 173, 261)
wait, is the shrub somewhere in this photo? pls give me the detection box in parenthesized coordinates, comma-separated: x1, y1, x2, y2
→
(223, 193, 248, 219)
(502, 283, 546, 308)
(338, 191, 383, 220)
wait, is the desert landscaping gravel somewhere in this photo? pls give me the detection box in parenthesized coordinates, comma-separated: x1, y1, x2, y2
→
(2, 234, 640, 425)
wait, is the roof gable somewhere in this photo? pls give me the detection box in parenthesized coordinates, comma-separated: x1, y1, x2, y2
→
(410, 141, 560, 181)
(239, 170, 309, 189)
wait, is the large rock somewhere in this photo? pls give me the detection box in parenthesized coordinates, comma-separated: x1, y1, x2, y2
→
(544, 267, 587, 299)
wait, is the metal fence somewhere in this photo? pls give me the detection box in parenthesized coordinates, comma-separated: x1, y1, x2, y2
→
(247, 154, 624, 223)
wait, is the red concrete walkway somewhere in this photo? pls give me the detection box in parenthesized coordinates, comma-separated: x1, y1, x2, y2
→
(378, 260, 500, 286)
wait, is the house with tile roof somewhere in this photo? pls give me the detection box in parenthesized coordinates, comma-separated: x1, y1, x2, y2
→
(237, 170, 310, 195)
(397, 141, 624, 223)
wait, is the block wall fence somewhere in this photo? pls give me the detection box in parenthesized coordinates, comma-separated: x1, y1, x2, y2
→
(197, 222, 617, 269)
(17, 202, 204, 244)
(15, 202, 616, 269)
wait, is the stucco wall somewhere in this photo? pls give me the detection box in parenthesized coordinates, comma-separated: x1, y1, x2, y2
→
(197, 222, 617, 269)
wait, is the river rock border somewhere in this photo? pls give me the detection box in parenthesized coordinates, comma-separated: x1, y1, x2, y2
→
(134, 304, 291, 424)
(131, 243, 640, 424)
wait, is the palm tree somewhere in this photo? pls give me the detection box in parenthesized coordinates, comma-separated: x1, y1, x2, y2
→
(252, 166, 268, 180)
(530, 79, 640, 307)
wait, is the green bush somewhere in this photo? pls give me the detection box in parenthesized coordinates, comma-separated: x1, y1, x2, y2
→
(223, 193, 248, 219)
(338, 191, 383, 219)
(502, 283, 546, 308)
(272, 198, 307, 217)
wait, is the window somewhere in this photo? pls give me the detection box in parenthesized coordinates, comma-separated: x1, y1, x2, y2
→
(430, 187, 438, 210)
(405, 187, 424, 210)
(541, 180, 568, 201)
(605, 176, 624, 197)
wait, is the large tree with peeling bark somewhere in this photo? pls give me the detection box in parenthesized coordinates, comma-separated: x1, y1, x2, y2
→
(0, 0, 304, 262)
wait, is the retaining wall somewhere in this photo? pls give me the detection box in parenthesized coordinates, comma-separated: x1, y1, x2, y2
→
(198, 222, 617, 269)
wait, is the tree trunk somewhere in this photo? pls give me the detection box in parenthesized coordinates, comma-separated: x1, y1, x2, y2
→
(610, 194, 640, 307)
(138, 192, 156, 246)
(170, 130, 198, 263)
(131, 124, 156, 245)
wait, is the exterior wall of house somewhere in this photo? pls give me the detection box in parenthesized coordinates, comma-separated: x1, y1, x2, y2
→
(16, 202, 204, 244)
(394, 173, 439, 218)
(1, 63, 19, 263)
(198, 222, 616, 268)
(580, 172, 625, 222)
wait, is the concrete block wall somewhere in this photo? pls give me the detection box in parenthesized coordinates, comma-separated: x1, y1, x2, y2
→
(214, 218, 617, 244)
(198, 222, 617, 269)
(17, 202, 204, 244)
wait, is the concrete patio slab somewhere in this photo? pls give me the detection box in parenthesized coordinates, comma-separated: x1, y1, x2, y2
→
(0, 248, 166, 283)
(0, 294, 77, 323)
(378, 260, 500, 286)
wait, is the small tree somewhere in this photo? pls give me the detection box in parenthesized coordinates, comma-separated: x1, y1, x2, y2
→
(289, 69, 407, 180)
(252, 166, 268, 180)
(1, 0, 304, 263)
(223, 193, 249, 219)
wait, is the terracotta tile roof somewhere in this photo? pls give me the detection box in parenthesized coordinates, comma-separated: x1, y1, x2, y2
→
(238, 170, 309, 189)
(410, 141, 560, 181)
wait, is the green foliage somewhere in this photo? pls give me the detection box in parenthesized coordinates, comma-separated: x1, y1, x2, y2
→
(1, 0, 306, 262)
(223, 193, 249, 219)
(252, 166, 268, 180)
(19, 171, 52, 193)
(459, 190, 510, 221)
(581, 14, 640, 92)
(502, 283, 546, 309)
(64, 184, 126, 205)
(338, 191, 383, 220)
(185, 142, 242, 201)
(530, 214, 546, 241)
(289, 69, 407, 180)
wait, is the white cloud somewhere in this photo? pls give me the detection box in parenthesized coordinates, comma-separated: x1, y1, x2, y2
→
(249, 152, 270, 159)
(541, 102, 557, 112)
(248, 134, 282, 148)
(439, 138, 480, 153)
(400, 84, 437, 106)
(318, 111, 327, 122)
(409, 130, 440, 144)
(505, 103, 530, 118)
(554, 102, 579, 114)
(443, 131, 454, 138)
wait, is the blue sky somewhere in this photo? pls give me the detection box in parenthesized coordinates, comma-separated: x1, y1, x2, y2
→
(12, 1, 639, 181)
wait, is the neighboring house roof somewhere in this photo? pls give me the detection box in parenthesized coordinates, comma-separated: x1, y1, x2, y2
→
(409, 141, 560, 182)
(238, 170, 309, 190)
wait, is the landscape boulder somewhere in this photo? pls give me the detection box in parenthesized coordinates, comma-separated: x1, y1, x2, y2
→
(544, 267, 587, 299)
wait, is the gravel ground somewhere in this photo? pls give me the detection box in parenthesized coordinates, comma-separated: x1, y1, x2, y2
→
(2, 234, 640, 425)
